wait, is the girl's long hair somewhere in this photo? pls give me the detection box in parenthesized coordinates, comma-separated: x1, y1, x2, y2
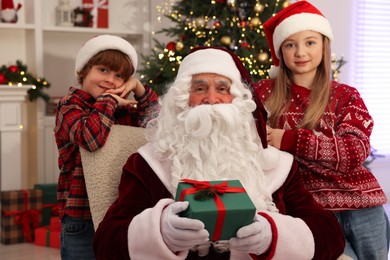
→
(266, 36, 332, 130)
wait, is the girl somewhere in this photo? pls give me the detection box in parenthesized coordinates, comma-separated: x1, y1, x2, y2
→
(254, 1, 389, 259)
(54, 34, 159, 259)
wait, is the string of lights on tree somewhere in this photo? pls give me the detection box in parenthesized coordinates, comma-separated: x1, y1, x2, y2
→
(140, 0, 287, 95)
(0, 60, 51, 102)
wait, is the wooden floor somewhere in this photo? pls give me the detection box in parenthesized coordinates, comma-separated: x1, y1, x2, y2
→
(0, 243, 60, 260)
(1, 157, 390, 259)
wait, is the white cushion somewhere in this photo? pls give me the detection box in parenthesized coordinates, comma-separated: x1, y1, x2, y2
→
(80, 125, 147, 230)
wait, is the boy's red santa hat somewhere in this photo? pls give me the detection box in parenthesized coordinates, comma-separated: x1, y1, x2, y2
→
(178, 46, 269, 150)
(75, 34, 138, 76)
(263, 1, 333, 78)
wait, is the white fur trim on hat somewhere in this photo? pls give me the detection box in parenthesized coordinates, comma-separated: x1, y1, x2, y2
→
(177, 49, 241, 84)
(75, 34, 138, 76)
(273, 13, 333, 60)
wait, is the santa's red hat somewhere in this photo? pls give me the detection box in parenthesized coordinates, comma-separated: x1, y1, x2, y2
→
(263, 1, 333, 77)
(183, 46, 269, 149)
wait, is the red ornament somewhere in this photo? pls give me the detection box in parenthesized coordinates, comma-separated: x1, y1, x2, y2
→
(239, 20, 247, 27)
(8, 65, 18, 73)
(215, 0, 226, 3)
(166, 41, 176, 51)
(214, 21, 222, 28)
(240, 41, 250, 50)
(0, 73, 6, 84)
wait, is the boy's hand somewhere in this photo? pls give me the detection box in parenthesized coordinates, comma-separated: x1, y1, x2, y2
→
(108, 93, 138, 108)
(106, 77, 145, 99)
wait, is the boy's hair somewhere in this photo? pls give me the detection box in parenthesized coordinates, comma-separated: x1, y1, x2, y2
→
(76, 50, 134, 85)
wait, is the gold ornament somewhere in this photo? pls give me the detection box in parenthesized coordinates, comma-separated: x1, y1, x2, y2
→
(196, 17, 206, 27)
(254, 3, 264, 13)
(227, 0, 236, 6)
(283, 1, 290, 9)
(220, 36, 232, 46)
(258, 52, 269, 63)
(250, 17, 260, 27)
(176, 41, 184, 51)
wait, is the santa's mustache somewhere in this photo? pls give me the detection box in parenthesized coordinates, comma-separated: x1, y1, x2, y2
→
(177, 104, 245, 138)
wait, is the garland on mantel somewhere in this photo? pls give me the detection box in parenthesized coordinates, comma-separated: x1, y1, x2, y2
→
(0, 60, 51, 102)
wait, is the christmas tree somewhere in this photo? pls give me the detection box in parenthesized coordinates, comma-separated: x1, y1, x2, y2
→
(140, 0, 288, 96)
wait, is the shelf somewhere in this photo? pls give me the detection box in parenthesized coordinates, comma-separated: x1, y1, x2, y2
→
(42, 25, 143, 36)
(0, 23, 35, 30)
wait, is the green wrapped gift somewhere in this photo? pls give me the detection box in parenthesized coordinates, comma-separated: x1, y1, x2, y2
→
(34, 184, 58, 226)
(175, 179, 256, 241)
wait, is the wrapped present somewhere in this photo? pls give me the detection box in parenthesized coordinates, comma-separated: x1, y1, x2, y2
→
(82, 0, 109, 28)
(175, 179, 256, 241)
(34, 183, 58, 226)
(34, 226, 60, 249)
(1, 189, 42, 244)
(50, 217, 61, 232)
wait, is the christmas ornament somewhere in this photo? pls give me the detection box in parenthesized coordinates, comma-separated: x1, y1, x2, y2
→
(254, 3, 264, 13)
(0, 74, 6, 84)
(239, 20, 247, 27)
(166, 41, 176, 51)
(195, 17, 206, 27)
(8, 65, 18, 73)
(220, 36, 232, 46)
(214, 21, 222, 28)
(250, 17, 260, 27)
(176, 41, 184, 51)
(240, 41, 250, 50)
(227, 0, 236, 6)
(1, 0, 22, 23)
(258, 52, 269, 63)
(215, 0, 226, 3)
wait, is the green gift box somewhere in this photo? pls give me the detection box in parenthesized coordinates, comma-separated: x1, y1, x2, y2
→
(34, 184, 58, 226)
(175, 179, 256, 241)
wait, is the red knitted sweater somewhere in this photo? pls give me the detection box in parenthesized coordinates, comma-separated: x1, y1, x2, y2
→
(254, 79, 387, 211)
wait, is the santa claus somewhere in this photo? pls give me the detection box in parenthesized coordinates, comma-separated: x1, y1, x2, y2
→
(93, 47, 345, 259)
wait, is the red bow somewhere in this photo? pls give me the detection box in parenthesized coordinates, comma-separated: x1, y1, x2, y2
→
(2, 190, 40, 242)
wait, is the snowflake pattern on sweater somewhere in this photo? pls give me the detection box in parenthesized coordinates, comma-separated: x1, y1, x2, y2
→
(254, 79, 387, 211)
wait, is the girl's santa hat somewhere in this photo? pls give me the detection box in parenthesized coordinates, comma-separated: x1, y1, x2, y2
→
(263, 1, 333, 78)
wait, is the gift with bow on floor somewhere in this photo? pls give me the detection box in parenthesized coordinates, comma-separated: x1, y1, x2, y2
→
(0, 189, 42, 245)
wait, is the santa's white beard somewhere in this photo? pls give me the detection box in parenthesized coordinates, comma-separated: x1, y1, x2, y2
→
(155, 103, 273, 211)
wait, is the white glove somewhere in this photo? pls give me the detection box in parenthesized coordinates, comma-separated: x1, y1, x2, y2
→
(161, 201, 209, 253)
(228, 214, 272, 255)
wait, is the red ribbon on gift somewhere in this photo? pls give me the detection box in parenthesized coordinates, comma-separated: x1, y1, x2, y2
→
(178, 179, 246, 241)
(2, 190, 40, 242)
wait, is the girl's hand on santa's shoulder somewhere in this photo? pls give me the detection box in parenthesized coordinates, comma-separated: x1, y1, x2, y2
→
(266, 126, 284, 149)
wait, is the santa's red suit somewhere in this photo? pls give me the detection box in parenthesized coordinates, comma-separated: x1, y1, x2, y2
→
(93, 143, 344, 260)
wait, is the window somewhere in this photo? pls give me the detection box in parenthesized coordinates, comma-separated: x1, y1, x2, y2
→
(351, 0, 390, 154)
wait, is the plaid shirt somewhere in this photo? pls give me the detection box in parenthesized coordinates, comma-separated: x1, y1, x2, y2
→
(54, 86, 159, 219)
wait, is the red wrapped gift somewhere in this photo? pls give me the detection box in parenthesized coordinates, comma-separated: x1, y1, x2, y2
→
(34, 226, 60, 249)
(50, 217, 61, 232)
(1, 189, 42, 244)
(82, 0, 109, 28)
